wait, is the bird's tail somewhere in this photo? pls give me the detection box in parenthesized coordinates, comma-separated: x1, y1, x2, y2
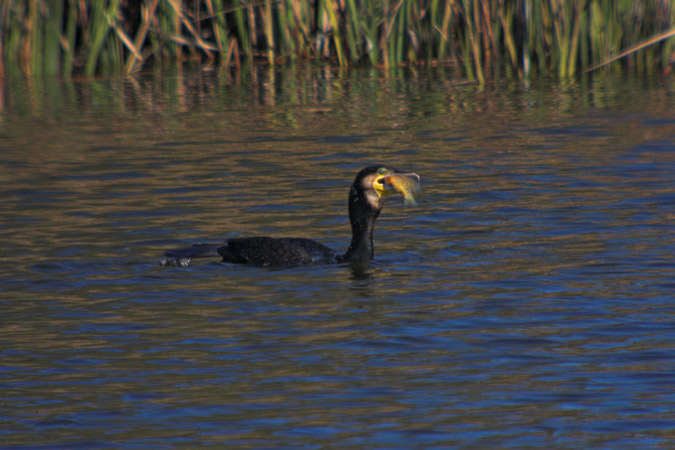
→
(160, 243, 222, 266)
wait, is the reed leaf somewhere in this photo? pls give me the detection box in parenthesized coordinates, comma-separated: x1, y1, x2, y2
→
(263, 0, 274, 64)
(62, 0, 78, 76)
(43, 0, 63, 76)
(324, 0, 346, 66)
(584, 27, 675, 73)
(84, 0, 122, 76)
(233, 0, 251, 65)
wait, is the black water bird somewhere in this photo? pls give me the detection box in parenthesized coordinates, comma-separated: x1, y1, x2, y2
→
(161, 166, 420, 268)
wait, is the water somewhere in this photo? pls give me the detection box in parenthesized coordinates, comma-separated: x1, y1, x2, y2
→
(1, 68, 674, 448)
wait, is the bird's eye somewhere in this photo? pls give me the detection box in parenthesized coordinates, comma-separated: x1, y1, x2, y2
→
(377, 168, 388, 176)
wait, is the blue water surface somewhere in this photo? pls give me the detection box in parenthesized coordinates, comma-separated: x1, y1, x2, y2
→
(0, 69, 674, 449)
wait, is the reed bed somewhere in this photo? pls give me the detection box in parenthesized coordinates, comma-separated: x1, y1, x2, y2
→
(1, 0, 674, 80)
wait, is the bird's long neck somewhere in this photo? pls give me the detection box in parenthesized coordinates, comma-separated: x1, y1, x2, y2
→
(339, 186, 381, 264)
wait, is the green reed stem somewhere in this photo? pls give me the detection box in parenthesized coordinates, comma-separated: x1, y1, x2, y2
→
(63, 0, 77, 76)
(85, 0, 123, 76)
(43, 0, 63, 76)
(324, 0, 346, 66)
(233, 0, 251, 65)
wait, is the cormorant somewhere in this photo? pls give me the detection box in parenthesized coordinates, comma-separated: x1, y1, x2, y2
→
(161, 166, 420, 267)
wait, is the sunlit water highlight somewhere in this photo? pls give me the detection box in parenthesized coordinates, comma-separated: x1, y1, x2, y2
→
(1, 69, 674, 448)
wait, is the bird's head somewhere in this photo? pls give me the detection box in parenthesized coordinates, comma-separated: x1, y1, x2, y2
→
(352, 165, 421, 211)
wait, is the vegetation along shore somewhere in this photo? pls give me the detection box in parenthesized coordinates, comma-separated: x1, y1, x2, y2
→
(1, 0, 674, 81)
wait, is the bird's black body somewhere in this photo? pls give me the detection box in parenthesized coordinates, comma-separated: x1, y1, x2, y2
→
(222, 237, 337, 266)
(161, 166, 418, 268)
